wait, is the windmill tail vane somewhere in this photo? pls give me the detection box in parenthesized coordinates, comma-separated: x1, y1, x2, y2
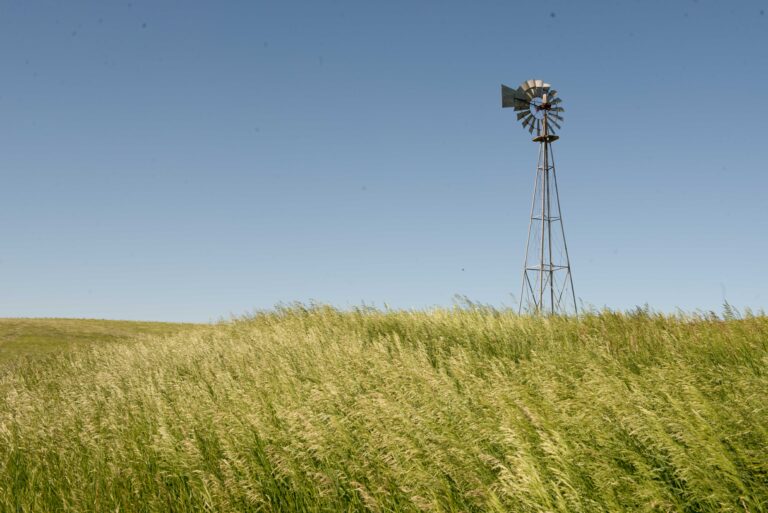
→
(501, 79, 577, 315)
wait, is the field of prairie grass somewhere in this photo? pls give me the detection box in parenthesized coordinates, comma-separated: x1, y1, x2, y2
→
(1, 306, 766, 512)
(0, 318, 199, 367)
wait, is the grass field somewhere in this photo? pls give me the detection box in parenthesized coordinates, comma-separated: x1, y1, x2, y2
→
(1, 306, 766, 512)
(0, 318, 198, 366)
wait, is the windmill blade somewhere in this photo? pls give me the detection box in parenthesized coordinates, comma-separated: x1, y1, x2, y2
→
(522, 80, 538, 98)
(514, 99, 530, 111)
(516, 111, 529, 121)
(512, 86, 533, 107)
(533, 80, 544, 99)
(521, 113, 533, 127)
(548, 89, 558, 101)
(551, 106, 564, 114)
(521, 114, 534, 131)
(542, 83, 551, 93)
(523, 114, 537, 134)
(547, 116, 562, 130)
(550, 97, 562, 106)
(520, 86, 535, 100)
(524, 79, 537, 91)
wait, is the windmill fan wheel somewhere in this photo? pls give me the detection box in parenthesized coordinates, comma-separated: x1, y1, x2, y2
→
(501, 79, 565, 136)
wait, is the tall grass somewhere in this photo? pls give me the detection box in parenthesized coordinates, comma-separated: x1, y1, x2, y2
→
(1, 306, 766, 512)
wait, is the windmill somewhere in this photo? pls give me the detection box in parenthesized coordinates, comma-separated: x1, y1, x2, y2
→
(502, 79, 577, 314)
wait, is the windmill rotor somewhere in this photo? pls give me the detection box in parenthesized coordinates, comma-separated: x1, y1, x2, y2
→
(501, 79, 565, 139)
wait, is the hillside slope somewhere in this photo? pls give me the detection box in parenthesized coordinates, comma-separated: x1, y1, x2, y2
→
(0, 318, 199, 366)
(1, 307, 766, 512)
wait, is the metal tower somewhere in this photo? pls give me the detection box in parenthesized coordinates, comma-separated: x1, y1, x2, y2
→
(502, 79, 577, 315)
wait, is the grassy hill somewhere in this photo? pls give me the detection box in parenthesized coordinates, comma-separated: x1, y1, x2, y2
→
(0, 318, 199, 366)
(1, 307, 766, 512)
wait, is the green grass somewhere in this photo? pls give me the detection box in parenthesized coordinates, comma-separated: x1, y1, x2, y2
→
(1, 306, 766, 512)
(0, 318, 199, 366)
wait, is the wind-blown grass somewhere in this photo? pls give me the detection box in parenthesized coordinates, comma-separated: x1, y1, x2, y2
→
(1, 306, 766, 512)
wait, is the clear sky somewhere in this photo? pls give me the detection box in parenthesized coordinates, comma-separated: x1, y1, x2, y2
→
(1, 0, 766, 321)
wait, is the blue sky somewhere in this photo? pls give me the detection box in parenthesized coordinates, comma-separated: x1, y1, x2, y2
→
(1, 0, 766, 321)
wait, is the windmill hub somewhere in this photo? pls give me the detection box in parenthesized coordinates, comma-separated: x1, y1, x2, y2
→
(501, 79, 576, 315)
